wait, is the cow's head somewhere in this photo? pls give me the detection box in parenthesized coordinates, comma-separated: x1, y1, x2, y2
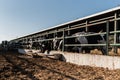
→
(53, 37, 60, 50)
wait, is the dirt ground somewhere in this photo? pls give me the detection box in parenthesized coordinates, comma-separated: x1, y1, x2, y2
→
(0, 51, 120, 80)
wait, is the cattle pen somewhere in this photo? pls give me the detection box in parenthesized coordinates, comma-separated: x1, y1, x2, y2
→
(9, 7, 120, 69)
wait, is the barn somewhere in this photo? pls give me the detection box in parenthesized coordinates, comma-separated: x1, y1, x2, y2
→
(10, 7, 120, 69)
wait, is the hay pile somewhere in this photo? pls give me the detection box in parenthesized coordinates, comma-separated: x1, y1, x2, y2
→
(90, 49, 102, 55)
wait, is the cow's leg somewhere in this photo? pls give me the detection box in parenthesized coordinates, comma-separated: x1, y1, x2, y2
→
(78, 47, 82, 53)
(99, 46, 107, 55)
(41, 47, 45, 53)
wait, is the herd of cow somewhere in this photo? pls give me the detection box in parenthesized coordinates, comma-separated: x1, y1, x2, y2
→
(8, 31, 120, 55)
(30, 32, 108, 55)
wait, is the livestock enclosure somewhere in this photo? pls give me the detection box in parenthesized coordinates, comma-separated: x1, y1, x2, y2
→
(10, 7, 120, 55)
(8, 7, 120, 69)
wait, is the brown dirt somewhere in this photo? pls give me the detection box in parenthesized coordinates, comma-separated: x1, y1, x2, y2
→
(0, 52, 120, 80)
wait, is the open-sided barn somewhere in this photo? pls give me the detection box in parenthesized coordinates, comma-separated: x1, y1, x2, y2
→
(10, 7, 120, 69)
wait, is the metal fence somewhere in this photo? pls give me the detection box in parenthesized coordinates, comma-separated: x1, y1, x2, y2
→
(11, 13, 120, 55)
(35, 18, 120, 55)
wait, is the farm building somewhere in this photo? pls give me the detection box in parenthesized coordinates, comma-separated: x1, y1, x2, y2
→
(9, 7, 120, 69)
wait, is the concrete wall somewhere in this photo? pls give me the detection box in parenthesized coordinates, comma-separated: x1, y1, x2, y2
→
(18, 49, 41, 54)
(50, 51, 120, 70)
(18, 49, 120, 70)
(18, 49, 31, 54)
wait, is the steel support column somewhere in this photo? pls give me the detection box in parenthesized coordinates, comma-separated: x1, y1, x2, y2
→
(86, 21, 88, 32)
(68, 25, 70, 36)
(106, 21, 110, 55)
(114, 13, 117, 53)
(62, 29, 65, 52)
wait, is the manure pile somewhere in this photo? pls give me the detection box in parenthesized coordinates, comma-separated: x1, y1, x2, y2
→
(0, 52, 120, 80)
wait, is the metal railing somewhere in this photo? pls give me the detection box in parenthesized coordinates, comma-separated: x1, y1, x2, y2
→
(12, 15, 120, 55)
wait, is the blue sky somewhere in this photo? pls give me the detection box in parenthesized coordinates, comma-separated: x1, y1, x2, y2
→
(0, 0, 120, 43)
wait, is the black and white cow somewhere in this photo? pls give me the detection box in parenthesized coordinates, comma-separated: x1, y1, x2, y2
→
(40, 40, 53, 53)
(31, 40, 52, 54)
(53, 37, 61, 50)
(57, 31, 106, 55)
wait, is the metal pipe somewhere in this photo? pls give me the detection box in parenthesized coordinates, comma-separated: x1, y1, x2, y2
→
(65, 43, 120, 47)
(70, 22, 86, 28)
(106, 21, 110, 55)
(65, 32, 106, 39)
(65, 44, 106, 47)
(89, 16, 114, 23)
(62, 29, 65, 52)
(114, 13, 117, 53)
(86, 20, 88, 32)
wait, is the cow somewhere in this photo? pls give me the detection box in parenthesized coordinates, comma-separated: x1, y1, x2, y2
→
(53, 37, 61, 50)
(39, 40, 52, 53)
(32, 42, 41, 50)
(31, 35, 53, 54)
(57, 31, 106, 55)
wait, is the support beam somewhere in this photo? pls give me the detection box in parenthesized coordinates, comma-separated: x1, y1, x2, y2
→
(114, 13, 117, 53)
(54, 30, 57, 38)
(106, 21, 109, 55)
(67, 25, 70, 36)
(86, 21, 88, 32)
(62, 29, 65, 52)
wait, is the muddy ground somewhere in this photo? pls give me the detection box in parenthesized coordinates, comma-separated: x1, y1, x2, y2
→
(0, 51, 120, 80)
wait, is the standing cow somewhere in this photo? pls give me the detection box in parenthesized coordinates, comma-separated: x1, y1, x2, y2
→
(53, 37, 61, 50)
(57, 31, 106, 55)
(31, 40, 52, 54)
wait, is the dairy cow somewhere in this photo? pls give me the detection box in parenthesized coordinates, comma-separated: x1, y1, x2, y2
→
(40, 40, 52, 53)
(57, 32, 106, 55)
(32, 40, 52, 54)
(53, 37, 61, 50)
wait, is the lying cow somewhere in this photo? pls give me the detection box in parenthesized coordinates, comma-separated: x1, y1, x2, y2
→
(57, 32, 106, 55)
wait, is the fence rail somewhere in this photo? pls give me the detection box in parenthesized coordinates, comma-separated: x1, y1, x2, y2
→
(10, 14, 120, 55)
